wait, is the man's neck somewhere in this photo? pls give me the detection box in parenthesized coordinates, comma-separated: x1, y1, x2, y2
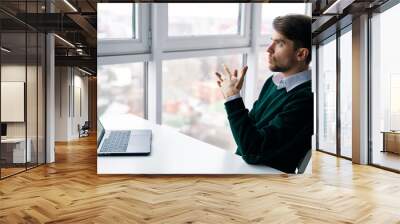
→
(281, 65, 309, 78)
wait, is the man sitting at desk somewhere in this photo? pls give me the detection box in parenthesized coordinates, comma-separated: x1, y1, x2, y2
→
(215, 14, 312, 173)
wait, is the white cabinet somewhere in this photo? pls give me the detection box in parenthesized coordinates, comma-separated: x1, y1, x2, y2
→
(1, 138, 32, 163)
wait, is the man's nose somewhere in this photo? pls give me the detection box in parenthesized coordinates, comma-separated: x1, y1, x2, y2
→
(266, 44, 274, 54)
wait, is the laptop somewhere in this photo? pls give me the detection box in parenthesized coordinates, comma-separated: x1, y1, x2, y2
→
(97, 119, 152, 156)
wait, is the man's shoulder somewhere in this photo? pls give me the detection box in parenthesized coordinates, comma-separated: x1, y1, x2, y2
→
(259, 75, 275, 94)
(287, 81, 313, 101)
(291, 80, 312, 92)
(262, 75, 274, 86)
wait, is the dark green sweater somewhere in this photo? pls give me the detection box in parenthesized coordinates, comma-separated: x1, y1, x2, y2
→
(224, 77, 313, 173)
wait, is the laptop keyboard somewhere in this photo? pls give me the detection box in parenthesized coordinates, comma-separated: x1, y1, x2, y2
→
(100, 131, 131, 152)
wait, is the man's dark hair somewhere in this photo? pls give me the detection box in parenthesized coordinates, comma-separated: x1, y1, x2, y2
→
(273, 14, 312, 64)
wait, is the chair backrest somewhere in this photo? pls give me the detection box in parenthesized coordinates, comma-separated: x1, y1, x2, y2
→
(296, 149, 312, 174)
(82, 121, 90, 129)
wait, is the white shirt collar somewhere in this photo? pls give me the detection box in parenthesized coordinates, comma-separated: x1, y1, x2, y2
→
(272, 69, 311, 92)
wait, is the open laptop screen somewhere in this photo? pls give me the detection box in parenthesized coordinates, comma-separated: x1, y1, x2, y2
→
(97, 119, 105, 148)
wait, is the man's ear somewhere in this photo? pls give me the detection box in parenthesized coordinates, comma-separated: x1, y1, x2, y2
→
(296, 48, 309, 63)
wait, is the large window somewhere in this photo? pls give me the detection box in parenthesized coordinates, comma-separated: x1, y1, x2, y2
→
(168, 3, 240, 36)
(318, 37, 337, 154)
(339, 28, 352, 158)
(97, 3, 149, 56)
(261, 3, 309, 36)
(98, 63, 145, 118)
(390, 75, 400, 129)
(163, 3, 250, 52)
(371, 3, 400, 171)
(98, 3, 137, 40)
(162, 55, 242, 151)
(255, 51, 273, 99)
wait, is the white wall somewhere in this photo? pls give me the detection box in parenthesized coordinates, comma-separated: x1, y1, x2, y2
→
(54, 67, 89, 141)
(55, 66, 69, 141)
(1, 63, 46, 164)
(1, 65, 33, 138)
(72, 72, 89, 138)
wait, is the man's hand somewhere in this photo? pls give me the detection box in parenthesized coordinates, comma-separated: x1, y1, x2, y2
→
(215, 64, 248, 99)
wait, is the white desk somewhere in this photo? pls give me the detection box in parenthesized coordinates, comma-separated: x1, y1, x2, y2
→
(1, 138, 31, 163)
(97, 114, 283, 174)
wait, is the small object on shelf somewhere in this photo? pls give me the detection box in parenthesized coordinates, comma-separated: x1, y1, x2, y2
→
(381, 131, 400, 154)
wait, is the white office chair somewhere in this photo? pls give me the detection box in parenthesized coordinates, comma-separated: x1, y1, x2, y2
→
(296, 149, 312, 174)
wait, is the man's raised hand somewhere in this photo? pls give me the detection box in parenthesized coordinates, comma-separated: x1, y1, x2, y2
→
(215, 64, 248, 99)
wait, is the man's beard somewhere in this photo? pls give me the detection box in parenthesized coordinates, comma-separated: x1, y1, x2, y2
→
(268, 56, 294, 73)
(268, 64, 290, 73)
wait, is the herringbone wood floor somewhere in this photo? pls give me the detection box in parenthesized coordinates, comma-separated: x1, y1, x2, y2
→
(1, 134, 400, 224)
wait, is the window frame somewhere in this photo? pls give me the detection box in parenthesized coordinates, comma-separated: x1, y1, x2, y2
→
(160, 3, 252, 52)
(97, 3, 150, 56)
(369, 0, 400, 172)
(316, 34, 338, 156)
(338, 24, 353, 159)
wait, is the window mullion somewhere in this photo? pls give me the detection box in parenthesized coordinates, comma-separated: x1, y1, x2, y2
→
(147, 4, 165, 125)
(243, 3, 261, 109)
